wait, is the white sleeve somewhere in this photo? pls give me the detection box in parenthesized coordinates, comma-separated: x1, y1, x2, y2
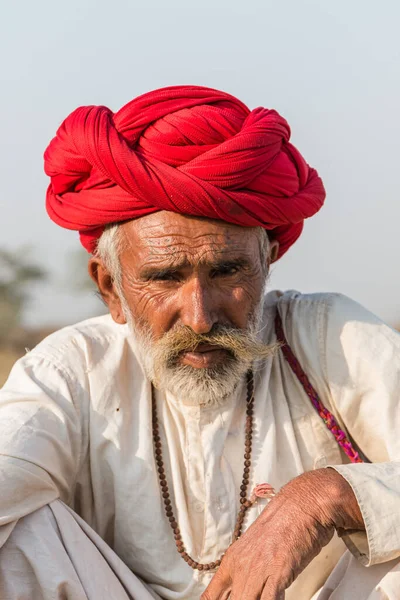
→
(323, 294, 400, 566)
(0, 353, 85, 542)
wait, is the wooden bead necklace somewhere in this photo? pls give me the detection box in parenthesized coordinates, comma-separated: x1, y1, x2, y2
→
(151, 370, 255, 572)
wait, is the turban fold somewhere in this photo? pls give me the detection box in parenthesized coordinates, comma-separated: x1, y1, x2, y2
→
(44, 85, 325, 260)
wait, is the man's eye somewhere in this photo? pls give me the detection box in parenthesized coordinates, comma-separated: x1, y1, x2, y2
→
(150, 272, 179, 282)
(212, 265, 240, 277)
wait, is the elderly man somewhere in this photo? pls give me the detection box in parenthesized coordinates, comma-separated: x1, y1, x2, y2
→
(0, 86, 399, 600)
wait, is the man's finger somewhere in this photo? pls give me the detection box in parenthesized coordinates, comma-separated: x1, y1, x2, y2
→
(260, 581, 285, 600)
(228, 565, 268, 600)
(237, 572, 285, 600)
(201, 561, 232, 600)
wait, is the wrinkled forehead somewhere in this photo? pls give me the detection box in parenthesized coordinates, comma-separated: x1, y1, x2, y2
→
(119, 211, 262, 265)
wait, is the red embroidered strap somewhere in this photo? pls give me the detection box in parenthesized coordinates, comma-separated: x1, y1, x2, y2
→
(274, 311, 363, 464)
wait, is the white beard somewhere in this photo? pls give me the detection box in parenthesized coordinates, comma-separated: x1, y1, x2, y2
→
(121, 294, 272, 407)
(144, 347, 253, 407)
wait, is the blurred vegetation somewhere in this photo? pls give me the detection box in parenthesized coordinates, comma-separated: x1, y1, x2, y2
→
(0, 248, 47, 345)
(0, 248, 49, 385)
(0, 247, 103, 387)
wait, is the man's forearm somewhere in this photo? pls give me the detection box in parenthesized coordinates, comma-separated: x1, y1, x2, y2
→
(202, 468, 363, 599)
(283, 468, 365, 532)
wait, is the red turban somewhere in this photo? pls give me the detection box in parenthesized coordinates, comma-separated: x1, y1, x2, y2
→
(44, 86, 325, 260)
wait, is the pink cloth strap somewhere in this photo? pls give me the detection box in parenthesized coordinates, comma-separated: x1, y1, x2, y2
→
(274, 311, 363, 464)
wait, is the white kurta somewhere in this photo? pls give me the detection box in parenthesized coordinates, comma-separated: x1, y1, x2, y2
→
(0, 290, 400, 599)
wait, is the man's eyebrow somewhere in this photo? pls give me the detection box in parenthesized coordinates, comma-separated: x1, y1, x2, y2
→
(139, 266, 181, 280)
(209, 257, 251, 271)
(139, 256, 251, 280)
(139, 259, 190, 280)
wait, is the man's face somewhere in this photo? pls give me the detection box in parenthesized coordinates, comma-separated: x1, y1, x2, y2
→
(92, 212, 277, 405)
(119, 212, 265, 348)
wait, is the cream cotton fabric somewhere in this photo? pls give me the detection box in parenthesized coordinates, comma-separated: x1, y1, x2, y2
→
(0, 290, 400, 599)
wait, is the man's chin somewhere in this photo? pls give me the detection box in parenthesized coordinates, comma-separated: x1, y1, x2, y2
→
(151, 361, 248, 407)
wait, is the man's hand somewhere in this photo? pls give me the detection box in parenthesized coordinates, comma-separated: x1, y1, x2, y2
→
(201, 468, 364, 600)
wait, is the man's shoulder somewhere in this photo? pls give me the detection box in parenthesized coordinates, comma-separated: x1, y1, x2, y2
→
(25, 314, 131, 375)
(265, 289, 357, 320)
(264, 289, 378, 348)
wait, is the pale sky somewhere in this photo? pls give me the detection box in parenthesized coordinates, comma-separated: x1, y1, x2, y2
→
(1, 0, 400, 327)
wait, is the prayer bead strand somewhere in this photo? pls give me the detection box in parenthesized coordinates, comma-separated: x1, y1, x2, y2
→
(151, 370, 255, 571)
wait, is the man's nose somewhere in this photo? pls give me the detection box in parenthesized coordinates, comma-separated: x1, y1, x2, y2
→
(179, 277, 218, 334)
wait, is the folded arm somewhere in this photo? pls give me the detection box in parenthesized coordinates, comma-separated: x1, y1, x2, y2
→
(202, 466, 364, 600)
(0, 353, 84, 542)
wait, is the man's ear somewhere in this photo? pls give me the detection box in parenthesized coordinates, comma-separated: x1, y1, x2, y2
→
(267, 240, 280, 268)
(88, 257, 127, 324)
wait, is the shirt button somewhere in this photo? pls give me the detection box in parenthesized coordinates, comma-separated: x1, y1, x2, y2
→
(194, 502, 204, 513)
